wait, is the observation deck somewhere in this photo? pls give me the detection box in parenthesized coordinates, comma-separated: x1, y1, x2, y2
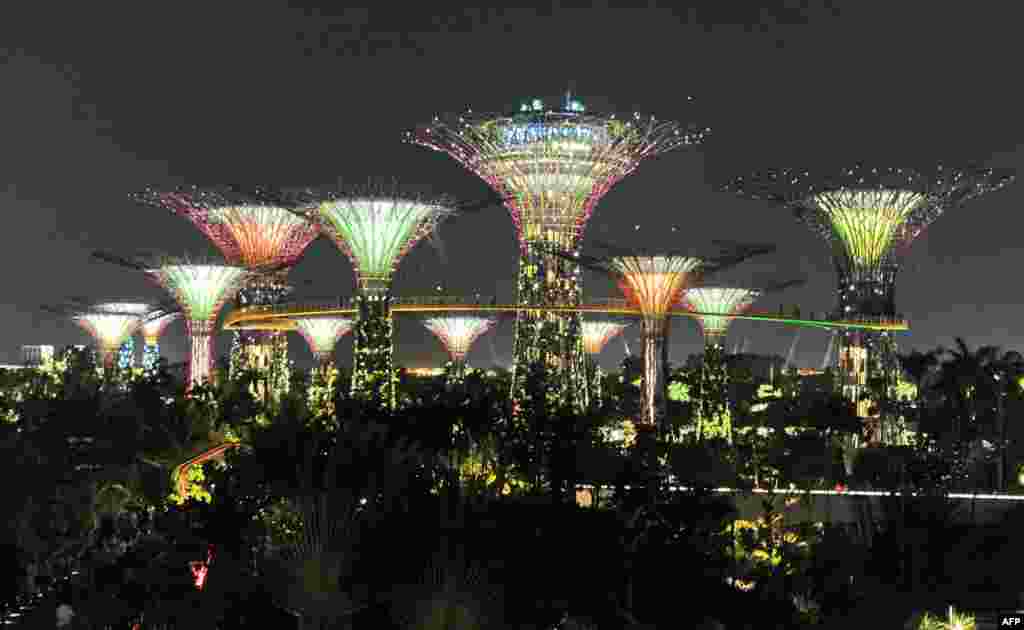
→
(223, 296, 909, 333)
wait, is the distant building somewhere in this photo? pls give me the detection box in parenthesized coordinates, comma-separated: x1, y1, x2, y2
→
(22, 345, 55, 366)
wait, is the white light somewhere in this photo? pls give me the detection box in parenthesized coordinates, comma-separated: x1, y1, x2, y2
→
(573, 484, 1024, 501)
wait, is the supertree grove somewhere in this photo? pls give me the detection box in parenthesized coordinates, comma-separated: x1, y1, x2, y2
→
(564, 241, 775, 432)
(140, 310, 181, 372)
(291, 187, 456, 408)
(421, 315, 499, 385)
(132, 186, 319, 400)
(65, 302, 154, 371)
(580, 318, 629, 408)
(93, 253, 252, 389)
(722, 164, 1014, 443)
(682, 287, 763, 443)
(407, 92, 708, 412)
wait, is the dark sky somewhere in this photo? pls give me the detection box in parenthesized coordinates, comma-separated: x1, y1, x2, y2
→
(1, 3, 1021, 371)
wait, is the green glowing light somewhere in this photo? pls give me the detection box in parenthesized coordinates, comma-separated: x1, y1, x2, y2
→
(808, 189, 928, 270)
(683, 287, 761, 338)
(150, 265, 249, 325)
(312, 197, 453, 288)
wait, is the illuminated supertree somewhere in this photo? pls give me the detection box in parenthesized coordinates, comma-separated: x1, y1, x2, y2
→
(63, 302, 153, 371)
(140, 310, 181, 372)
(564, 241, 774, 432)
(421, 315, 499, 385)
(132, 186, 319, 400)
(722, 164, 1014, 443)
(294, 317, 355, 367)
(293, 317, 354, 422)
(292, 187, 456, 408)
(149, 261, 250, 389)
(682, 287, 763, 443)
(580, 318, 629, 408)
(93, 252, 252, 389)
(408, 92, 708, 412)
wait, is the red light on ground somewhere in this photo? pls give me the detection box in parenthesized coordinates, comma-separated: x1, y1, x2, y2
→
(189, 545, 215, 590)
(189, 561, 208, 590)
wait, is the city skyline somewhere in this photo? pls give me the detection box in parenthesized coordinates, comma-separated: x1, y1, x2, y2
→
(3, 4, 1021, 370)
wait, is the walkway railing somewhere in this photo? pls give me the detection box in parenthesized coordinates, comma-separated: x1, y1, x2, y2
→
(224, 297, 909, 332)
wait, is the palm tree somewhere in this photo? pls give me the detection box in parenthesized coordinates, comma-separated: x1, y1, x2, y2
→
(931, 339, 1024, 489)
(898, 348, 944, 406)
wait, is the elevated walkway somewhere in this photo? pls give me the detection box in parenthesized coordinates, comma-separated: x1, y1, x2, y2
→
(223, 296, 910, 333)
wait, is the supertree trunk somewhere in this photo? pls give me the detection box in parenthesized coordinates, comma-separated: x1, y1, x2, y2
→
(232, 331, 291, 408)
(231, 271, 293, 404)
(97, 345, 119, 374)
(836, 328, 901, 445)
(118, 337, 136, 370)
(640, 319, 670, 431)
(696, 337, 732, 443)
(444, 358, 468, 388)
(308, 354, 339, 421)
(189, 333, 214, 389)
(142, 338, 160, 372)
(583, 356, 604, 409)
(510, 241, 586, 412)
(351, 288, 395, 409)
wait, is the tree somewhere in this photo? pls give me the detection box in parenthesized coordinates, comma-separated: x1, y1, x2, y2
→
(898, 349, 943, 405)
(931, 339, 1024, 489)
(214, 409, 427, 630)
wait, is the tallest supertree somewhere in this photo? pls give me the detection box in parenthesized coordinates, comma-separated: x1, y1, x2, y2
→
(407, 93, 708, 411)
(723, 164, 1014, 442)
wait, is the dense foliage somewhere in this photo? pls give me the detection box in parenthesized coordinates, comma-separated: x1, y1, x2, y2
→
(3, 339, 1022, 628)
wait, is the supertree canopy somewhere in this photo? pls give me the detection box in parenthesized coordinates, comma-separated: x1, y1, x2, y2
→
(408, 93, 708, 412)
(69, 302, 153, 370)
(683, 287, 762, 346)
(293, 187, 456, 408)
(132, 186, 318, 272)
(140, 310, 181, 372)
(421, 315, 499, 384)
(133, 186, 320, 398)
(293, 317, 354, 366)
(581, 319, 630, 357)
(722, 164, 1014, 442)
(581, 318, 629, 409)
(721, 164, 1014, 318)
(682, 287, 763, 443)
(143, 258, 251, 389)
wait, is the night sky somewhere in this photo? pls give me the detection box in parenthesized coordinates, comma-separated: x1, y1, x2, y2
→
(2, 3, 1021, 372)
